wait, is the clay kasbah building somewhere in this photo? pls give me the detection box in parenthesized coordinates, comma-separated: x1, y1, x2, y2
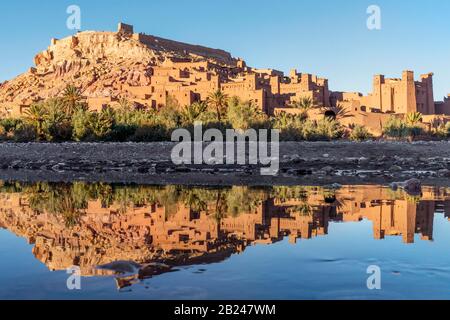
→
(1, 23, 450, 134)
(2, 1, 450, 311)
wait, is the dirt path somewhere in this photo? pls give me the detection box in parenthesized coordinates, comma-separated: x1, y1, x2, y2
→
(0, 141, 449, 186)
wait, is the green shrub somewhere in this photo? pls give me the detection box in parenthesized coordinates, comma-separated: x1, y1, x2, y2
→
(0, 118, 23, 132)
(272, 116, 343, 141)
(226, 97, 267, 131)
(406, 125, 423, 138)
(130, 124, 170, 142)
(45, 120, 73, 142)
(0, 125, 4, 137)
(0, 94, 402, 143)
(157, 104, 181, 130)
(110, 124, 137, 142)
(112, 104, 158, 141)
(383, 116, 423, 139)
(300, 120, 317, 141)
(180, 102, 207, 126)
(72, 109, 92, 141)
(383, 117, 409, 138)
(89, 107, 115, 140)
(13, 123, 37, 142)
(72, 107, 116, 141)
(114, 103, 155, 127)
(314, 118, 344, 140)
(349, 125, 373, 141)
(272, 113, 304, 141)
(0, 118, 24, 140)
(43, 100, 72, 141)
(436, 122, 450, 138)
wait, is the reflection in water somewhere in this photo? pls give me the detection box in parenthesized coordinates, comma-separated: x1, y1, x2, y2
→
(0, 182, 449, 289)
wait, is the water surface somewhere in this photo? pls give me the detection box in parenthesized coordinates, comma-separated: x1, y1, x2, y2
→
(0, 182, 449, 299)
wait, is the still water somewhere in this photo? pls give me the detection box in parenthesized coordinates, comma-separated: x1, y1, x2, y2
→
(0, 182, 449, 300)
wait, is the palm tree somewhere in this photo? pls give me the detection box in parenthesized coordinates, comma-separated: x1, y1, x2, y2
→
(62, 84, 84, 115)
(90, 106, 115, 139)
(116, 98, 134, 125)
(45, 99, 68, 122)
(118, 97, 132, 111)
(273, 112, 294, 130)
(58, 195, 84, 228)
(290, 97, 314, 111)
(183, 190, 208, 213)
(44, 99, 72, 141)
(207, 90, 228, 122)
(225, 186, 263, 217)
(406, 112, 423, 125)
(289, 97, 316, 120)
(181, 101, 207, 125)
(227, 99, 265, 131)
(212, 190, 228, 224)
(321, 103, 352, 120)
(24, 103, 48, 140)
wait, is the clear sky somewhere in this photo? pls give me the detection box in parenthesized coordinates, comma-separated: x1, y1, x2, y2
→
(1, 0, 449, 99)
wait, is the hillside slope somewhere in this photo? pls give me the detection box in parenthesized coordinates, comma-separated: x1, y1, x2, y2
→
(0, 24, 236, 108)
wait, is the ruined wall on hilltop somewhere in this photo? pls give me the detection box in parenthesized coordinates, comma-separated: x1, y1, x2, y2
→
(134, 33, 235, 65)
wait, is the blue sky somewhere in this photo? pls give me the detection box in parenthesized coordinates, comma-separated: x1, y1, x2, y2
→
(1, 0, 449, 99)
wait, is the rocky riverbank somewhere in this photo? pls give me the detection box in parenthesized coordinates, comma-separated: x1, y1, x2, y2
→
(0, 141, 449, 186)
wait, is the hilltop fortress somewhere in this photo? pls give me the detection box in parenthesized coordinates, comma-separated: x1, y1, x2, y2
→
(1, 23, 450, 134)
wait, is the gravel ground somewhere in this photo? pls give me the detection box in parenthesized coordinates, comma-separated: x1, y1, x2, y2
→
(0, 141, 449, 186)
